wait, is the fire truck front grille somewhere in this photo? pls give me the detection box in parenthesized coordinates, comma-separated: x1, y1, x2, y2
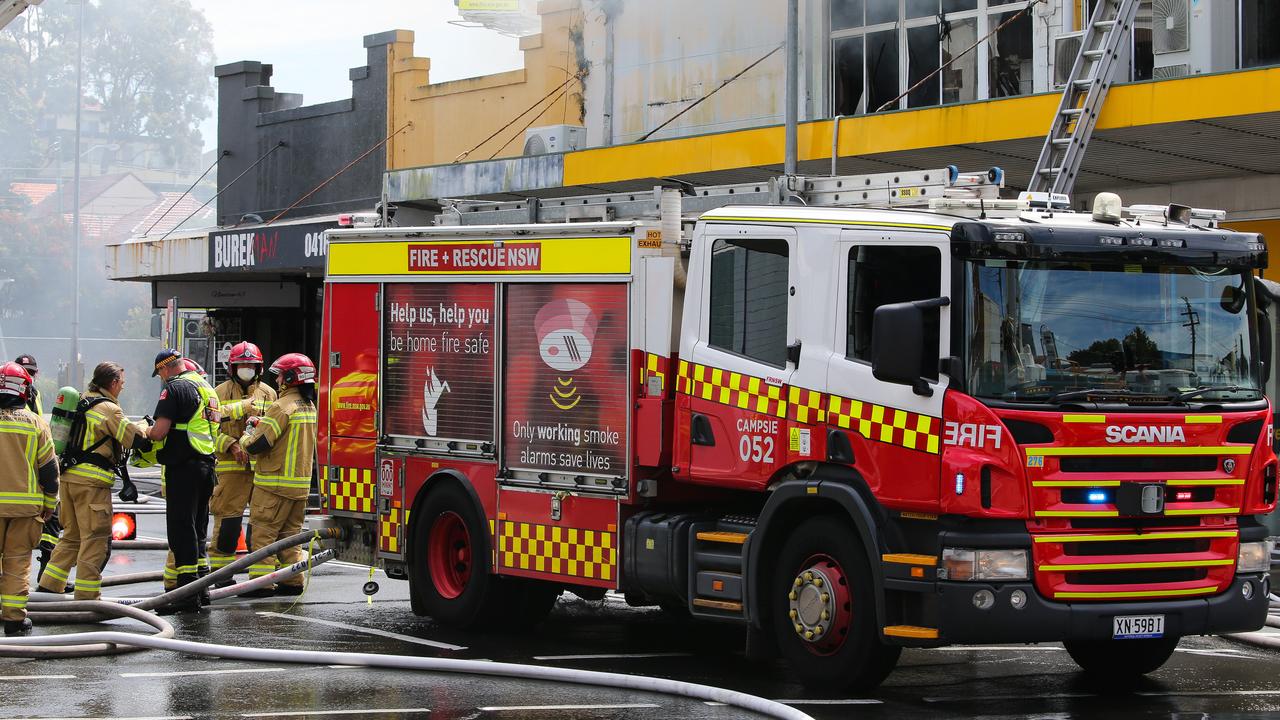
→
(1031, 527, 1237, 602)
(1062, 538, 1210, 556)
(1059, 456, 1219, 473)
(1066, 568, 1207, 586)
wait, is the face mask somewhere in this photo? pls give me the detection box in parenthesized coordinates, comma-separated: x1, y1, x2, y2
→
(236, 367, 257, 383)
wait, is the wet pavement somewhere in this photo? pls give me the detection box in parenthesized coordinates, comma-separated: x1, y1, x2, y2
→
(3, 508, 1280, 719)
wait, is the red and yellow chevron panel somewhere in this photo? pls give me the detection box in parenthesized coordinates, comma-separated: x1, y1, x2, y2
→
(329, 466, 375, 514)
(676, 360, 786, 418)
(497, 520, 617, 582)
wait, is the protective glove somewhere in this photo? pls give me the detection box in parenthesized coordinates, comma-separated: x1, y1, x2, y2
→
(118, 476, 139, 503)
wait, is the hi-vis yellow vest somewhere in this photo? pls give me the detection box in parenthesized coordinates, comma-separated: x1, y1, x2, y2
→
(174, 371, 219, 455)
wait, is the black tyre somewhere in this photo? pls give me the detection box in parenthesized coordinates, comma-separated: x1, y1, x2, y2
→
(409, 482, 503, 628)
(770, 515, 901, 692)
(1065, 636, 1180, 678)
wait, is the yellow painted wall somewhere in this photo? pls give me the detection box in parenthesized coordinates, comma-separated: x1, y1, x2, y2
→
(1224, 219, 1280, 280)
(563, 67, 1280, 187)
(386, 0, 584, 170)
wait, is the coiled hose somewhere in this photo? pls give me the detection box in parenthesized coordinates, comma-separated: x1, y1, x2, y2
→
(7, 527, 814, 720)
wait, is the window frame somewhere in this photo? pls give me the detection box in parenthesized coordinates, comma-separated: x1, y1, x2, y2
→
(705, 235, 794, 369)
(838, 237, 949, 382)
(828, 0, 1043, 116)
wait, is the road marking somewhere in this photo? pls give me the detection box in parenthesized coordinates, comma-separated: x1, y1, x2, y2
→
(121, 667, 285, 678)
(256, 612, 466, 651)
(1176, 648, 1258, 658)
(932, 646, 1063, 651)
(925, 692, 1095, 703)
(0, 674, 77, 680)
(242, 710, 431, 717)
(532, 652, 691, 660)
(328, 561, 386, 573)
(478, 704, 660, 712)
(1135, 690, 1280, 697)
(775, 699, 884, 705)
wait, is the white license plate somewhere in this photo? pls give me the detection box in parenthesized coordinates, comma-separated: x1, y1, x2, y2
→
(1113, 614, 1164, 639)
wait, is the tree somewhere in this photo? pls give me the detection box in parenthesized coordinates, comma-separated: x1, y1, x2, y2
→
(1067, 326, 1163, 371)
(0, 0, 214, 172)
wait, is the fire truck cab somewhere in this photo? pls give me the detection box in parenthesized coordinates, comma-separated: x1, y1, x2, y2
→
(319, 170, 1276, 691)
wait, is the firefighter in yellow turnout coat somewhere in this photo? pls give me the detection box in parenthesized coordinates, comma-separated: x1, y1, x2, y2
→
(37, 362, 149, 601)
(0, 363, 58, 636)
(237, 353, 316, 597)
(209, 341, 276, 582)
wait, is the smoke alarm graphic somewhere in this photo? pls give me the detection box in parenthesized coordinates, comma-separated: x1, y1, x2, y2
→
(535, 299, 599, 410)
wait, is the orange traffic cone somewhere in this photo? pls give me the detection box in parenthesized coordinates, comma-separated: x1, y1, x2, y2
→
(236, 527, 248, 553)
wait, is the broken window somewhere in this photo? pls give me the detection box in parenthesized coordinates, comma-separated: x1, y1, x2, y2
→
(866, 29, 900, 111)
(988, 8, 1032, 97)
(1242, 0, 1280, 68)
(942, 17, 977, 103)
(907, 24, 941, 108)
(833, 35, 866, 115)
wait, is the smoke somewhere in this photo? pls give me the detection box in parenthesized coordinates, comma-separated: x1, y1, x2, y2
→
(0, 0, 216, 417)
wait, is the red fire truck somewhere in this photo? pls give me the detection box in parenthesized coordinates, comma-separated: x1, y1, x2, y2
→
(317, 168, 1276, 690)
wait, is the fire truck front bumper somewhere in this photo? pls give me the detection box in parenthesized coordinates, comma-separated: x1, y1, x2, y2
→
(922, 574, 1270, 646)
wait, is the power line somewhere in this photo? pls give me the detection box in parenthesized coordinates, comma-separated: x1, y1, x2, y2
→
(639, 44, 783, 143)
(155, 140, 288, 243)
(453, 70, 586, 164)
(266, 122, 413, 226)
(141, 150, 226, 237)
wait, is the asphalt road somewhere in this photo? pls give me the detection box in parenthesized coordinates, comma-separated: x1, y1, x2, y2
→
(2, 510, 1280, 720)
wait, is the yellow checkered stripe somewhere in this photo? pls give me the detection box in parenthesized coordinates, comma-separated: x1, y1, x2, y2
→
(642, 352, 670, 394)
(677, 360, 941, 455)
(498, 521, 617, 582)
(823, 395, 941, 455)
(380, 507, 402, 554)
(676, 360, 786, 418)
(328, 467, 374, 514)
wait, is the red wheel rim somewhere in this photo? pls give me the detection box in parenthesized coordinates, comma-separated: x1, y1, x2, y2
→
(428, 511, 472, 599)
(786, 553, 853, 656)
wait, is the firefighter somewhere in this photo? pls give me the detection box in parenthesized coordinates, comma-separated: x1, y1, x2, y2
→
(146, 350, 218, 613)
(237, 353, 317, 597)
(0, 362, 58, 635)
(16, 354, 61, 578)
(13, 354, 42, 416)
(207, 341, 275, 585)
(159, 358, 220, 592)
(36, 362, 149, 601)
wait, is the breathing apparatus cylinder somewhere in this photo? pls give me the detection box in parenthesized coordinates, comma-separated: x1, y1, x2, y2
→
(49, 386, 80, 455)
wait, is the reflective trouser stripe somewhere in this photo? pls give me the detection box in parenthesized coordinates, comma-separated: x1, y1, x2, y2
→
(65, 463, 115, 485)
(208, 554, 235, 569)
(162, 567, 177, 580)
(248, 563, 278, 578)
(74, 579, 100, 591)
(39, 533, 58, 545)
(41, 564, 69, 582)
(0, 595, 27, 609)
(175, 564, 199, 575)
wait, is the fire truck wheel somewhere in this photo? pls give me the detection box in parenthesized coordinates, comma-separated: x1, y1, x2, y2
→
(412, 483, 503, 628)
(1064, 636, 1180, 678)
(771, 515, 901, 692)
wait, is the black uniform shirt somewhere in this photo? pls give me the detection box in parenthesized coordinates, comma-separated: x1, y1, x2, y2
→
(154, 377, 205, 465)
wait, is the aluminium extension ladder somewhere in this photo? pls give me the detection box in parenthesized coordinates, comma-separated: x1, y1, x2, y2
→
(1028, 0, 1140, 196)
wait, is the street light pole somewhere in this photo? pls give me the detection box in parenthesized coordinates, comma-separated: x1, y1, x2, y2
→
(70, 0, 83, 386)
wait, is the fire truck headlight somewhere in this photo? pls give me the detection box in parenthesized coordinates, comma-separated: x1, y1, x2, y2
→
(1236, 541, 1272, 574)
(941, 548, 1028, 581)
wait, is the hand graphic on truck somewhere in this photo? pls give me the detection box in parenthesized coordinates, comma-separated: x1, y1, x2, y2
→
(421, 366, 451, 436)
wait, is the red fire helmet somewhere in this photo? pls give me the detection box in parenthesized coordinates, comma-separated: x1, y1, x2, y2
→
(228, 341, 264, 366)
(0, 362, 32, 401)
(269, 353, 317, 387)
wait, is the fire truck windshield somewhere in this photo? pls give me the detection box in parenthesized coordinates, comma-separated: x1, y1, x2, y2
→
(963, 259, 1263, 404)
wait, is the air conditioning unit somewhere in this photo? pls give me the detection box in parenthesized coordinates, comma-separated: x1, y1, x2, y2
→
(1152, 0, 1234, 77)
(1053, 32, 1083, 87)
(523, 124, 585, 156)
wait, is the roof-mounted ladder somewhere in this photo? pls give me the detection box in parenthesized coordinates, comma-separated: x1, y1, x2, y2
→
(1028, 0, 1139, 196)
(437, 166, 1005, 226)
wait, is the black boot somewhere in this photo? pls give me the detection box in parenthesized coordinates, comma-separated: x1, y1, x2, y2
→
(275, 584, 304, 597)
(239, 586, 276, 599)
(4, 618, 32, 636)
(157, 574, 203, 615)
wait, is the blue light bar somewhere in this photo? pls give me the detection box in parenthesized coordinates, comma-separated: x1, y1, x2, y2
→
(1087, 491, 1109, 504)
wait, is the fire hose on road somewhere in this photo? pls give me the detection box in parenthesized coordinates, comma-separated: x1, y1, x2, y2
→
(2, 527, 815, 720)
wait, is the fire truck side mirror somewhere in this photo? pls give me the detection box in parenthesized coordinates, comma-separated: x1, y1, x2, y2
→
(871, 297, 950, 398)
